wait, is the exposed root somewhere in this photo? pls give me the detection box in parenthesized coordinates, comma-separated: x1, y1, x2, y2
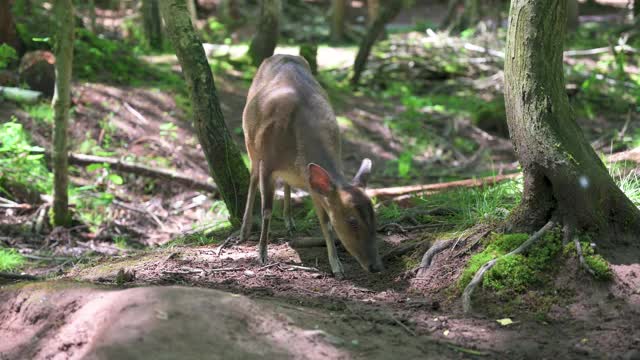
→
(215, 230, 241, 256)
(0, 272, 39, 282)
(414, 238, 456, 279)
(462, 220, 555, 314)
(573, 237, 597, 277)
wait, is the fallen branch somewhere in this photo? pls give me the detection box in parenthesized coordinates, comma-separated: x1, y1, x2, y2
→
(366, 173, 520, 199)
(0, 272, 39, 281)
(0, 86, 43, 104)
(66, 153, 217, 193)
(462, 220, 555, 314)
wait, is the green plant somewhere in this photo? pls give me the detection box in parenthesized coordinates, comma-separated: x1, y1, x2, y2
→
(0, 119, 51, 198)
(0, 248, 25, 271)
(0, 44, 18, 69)
(24, 103, 54, 124)
(159, 122, 178, 139)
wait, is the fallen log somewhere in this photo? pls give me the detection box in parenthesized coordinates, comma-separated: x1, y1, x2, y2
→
(0, 86, 43, 104)
(66, 153, 217, 193)
(366, 173, 521, 199)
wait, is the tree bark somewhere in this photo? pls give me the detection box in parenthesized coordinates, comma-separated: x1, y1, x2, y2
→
(142, 0, 163, 50)
(51, 0, 75, 227)
(88, 0, 97, 32)
(566, 0, 579, 33)
(504, 0, 640, 261)
(248, 0, 281, 66)
(350, 0, 403, 86)
(160, 0, 250, 226)
(367, 0, 379, 27)
(449, 0, 481, 32)
(186, 0, 197, 27)
(330, 0, 346, 43)
(0, 0, 23, 55)
(634, 0, 639, 20)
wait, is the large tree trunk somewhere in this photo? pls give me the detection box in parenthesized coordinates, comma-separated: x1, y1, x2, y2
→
(160, 0, 250, 226)
(51, 0, 75, 227)
(350, 0, 402, 86)
(504, 0, 640, 261)
(142, 0, 163, 50)
(248, 0, 281, 66)
(0, 0, 23, 55)
(330, 0, 346, 43)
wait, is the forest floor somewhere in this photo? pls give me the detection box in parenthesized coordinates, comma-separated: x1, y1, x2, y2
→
(3, 1, 640, 359)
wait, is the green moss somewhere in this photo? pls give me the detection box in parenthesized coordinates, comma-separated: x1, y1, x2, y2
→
(459, 230, 562, 292)
(584, 255, 612, 280)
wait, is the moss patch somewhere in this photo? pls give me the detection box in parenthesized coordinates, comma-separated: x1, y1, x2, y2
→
(563, 240, 612, 280)
(459, 230, 562, 293)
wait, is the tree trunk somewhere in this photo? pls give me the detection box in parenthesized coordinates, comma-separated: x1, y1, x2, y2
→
(566, 0, 579, 33)
(186, 0, 197, 27)
(634, 0, 639, 20)
(350, 0, 402, 86)
(89, 0, 97, 32)
(330, 0, 346, 43)
(51, 0, 75, 227)
(299, 43, 318, 75)
(504, 0, 640, 261)
(248, 0, 281, 66)
(142, 0, 163, 50)
(367, 0, 379, 27)
(160, 0, 250, 226)
(449, 0, 481, 32)
(441, 0, 463, 28)
(0, 0, 23, 55)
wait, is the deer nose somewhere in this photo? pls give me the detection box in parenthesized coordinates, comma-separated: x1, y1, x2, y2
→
(368, 263, 384, 273)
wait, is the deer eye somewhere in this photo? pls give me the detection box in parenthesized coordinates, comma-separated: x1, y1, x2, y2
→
(346, 217, 358, 229)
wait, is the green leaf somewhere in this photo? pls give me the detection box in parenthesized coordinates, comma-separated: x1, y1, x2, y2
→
(496, 318, 514, 326)
(86, 163, 105, 172)
(108, 174, 124, 185)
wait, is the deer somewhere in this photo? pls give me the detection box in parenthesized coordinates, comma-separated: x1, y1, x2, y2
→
(239, 54, 383, 279)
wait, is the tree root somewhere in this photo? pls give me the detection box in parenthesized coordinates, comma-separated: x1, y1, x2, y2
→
(462, 220, 555, 314)
(414, 238, 456, 279)
(573, 237, 596, 277)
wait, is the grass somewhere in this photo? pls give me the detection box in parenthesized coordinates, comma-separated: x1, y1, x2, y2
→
(0, 249, 25, 271)
(379, 176, 523, 230)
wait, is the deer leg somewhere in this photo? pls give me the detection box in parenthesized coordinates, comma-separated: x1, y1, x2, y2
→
(313, 198, 344, 279)
(283, 183, 296, 236)
(258, 161, 275, 264)
(239, 167, 259, 242)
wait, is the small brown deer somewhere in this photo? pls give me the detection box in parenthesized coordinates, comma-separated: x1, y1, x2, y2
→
(240, 54, 383, 278)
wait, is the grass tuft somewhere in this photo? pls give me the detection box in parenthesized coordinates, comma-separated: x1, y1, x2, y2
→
(0, 249, 25, 271)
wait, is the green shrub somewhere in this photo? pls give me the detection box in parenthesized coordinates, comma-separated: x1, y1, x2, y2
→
(0, 249, 25, 271)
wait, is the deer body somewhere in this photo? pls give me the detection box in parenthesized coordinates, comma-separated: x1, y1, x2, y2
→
(240, 55, 382, 277)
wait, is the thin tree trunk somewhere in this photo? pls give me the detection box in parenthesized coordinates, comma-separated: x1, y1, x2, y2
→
(504, 0, 640, 260)
(51, 0, 75, 227)
(367, 0, 379, 27)
(89, 0, 96, 32)
(441, 0, 463, 28)
(567, 0, 579, 32)
(330, 0, 346, 43)
(0, 0, 23, 55)
(634, 0, 639, 20)
(142, 0, 163, 50)
(160, 0, 250, 226)
(248, 0, 281, 66)
(350, 0, 403, 86)
(449, 0, 481, 32)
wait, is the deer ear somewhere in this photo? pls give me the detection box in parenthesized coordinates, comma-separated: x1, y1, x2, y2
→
(308, 163, 335, 196)
(352, 158, 372, 188)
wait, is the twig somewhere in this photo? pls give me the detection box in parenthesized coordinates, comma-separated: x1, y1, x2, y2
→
(257, 262, 281, 271)
(285, 265, 320, 272)
(0, 203, 31, 209)
(0, 196, 19, 205)
(22, 254, 71, 262)
(123, 102, 149, 124)
(214, 230, 240, 256)
(209, 267, 246, 272)
(112, 200, 166, 230)
(462, 220, 555, 314)
(389, 313, 417, 336)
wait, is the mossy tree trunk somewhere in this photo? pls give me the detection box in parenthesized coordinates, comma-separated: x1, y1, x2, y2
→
(160, 0, 250, 226)
(330, 0, 346, 43)
(350, 0, 402, 86)
(186, 0, 197, 27)
(248, 0, 281, 66)
(504, 0, 640, 261)
(142, 0, 163, 50)
(51, 0, 75, 227)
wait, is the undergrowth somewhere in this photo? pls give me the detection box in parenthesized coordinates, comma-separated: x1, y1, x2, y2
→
(0, 249, 25, 271)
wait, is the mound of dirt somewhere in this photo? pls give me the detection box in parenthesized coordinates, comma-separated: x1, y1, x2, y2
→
(0, 283, 348, 360)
